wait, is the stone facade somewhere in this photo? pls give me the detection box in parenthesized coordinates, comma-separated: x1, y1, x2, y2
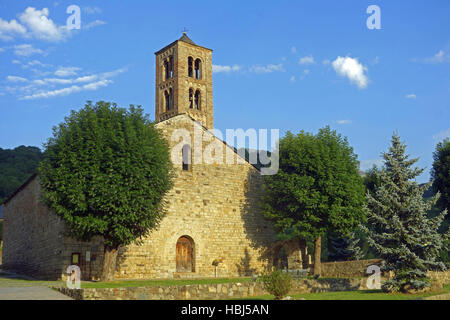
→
(2, 34, 295, 280)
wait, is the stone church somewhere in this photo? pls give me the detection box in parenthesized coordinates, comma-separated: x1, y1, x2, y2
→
(1, 34, 307, 280)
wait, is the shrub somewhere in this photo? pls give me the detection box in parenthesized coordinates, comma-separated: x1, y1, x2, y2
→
(261, 269, 292, 300)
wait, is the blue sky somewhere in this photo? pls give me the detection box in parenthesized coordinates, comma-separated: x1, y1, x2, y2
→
(0, 0, 449, 183)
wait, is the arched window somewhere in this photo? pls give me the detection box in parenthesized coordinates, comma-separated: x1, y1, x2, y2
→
(182, 144, 191, 171)
(164, 90, 170, 111)
(169, 56, 174, 78)
(188, 57, 193, 78)
(194, 90, 201, 110)
(194, 59, 201, 79)
(176, 236, 194, 272)
(164, 60, 169, 80)
(189, 88, 193, 109)
(168, 88, 173, 110)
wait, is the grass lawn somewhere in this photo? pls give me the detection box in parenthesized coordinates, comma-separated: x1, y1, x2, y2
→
(241, 284, 450, 300)
(81, 277, 253, 289)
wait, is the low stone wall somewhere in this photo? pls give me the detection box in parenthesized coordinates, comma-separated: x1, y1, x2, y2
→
(57, 278, 368, 300)
(321, 259, 384, 278)
(429, 270, 450, 286)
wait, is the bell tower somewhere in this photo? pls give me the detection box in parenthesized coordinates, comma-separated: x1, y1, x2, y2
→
(155, 33, 213, 129)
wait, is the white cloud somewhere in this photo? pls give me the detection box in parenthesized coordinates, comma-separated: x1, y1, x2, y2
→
(7, 75, 27, 83)
(54, 66, 81, 77)
(212, 64, 241, 73)
(405, 94, 416, 99)
(18, 7, 67, 42)
(13, 44, 44, 56)
(0, 17, 27, 41)
(17, 67, 127, 100)
(433, 128, 450, 142)
(83, 79, 111, 90)
(322, 59, 331, 65)
(332, 56, 368, 89)
(360, 159, 384, 171)
(299, 55, 315, 65)
(250, 64, 284, 74)
(290, 75, 296, 82)
(425, 50, 450, 63)
(82, 20, 106, 30)
(336, 119, 351, 125)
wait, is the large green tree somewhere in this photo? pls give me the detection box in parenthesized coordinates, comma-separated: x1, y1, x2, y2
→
(262, 126, 366, 275)
(39, 101, 173, 281)
(431, 138, 450, 215)
(361, 134, 448, 292)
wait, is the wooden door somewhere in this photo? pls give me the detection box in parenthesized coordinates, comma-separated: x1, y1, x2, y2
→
(176, 236, 193, 272)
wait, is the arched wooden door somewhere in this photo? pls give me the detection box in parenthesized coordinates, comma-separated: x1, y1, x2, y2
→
(176, 236, 194, 272)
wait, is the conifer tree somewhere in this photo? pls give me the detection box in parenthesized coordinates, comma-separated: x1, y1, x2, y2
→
(361, 133, 449, 292)
(327, 231, 363, 261)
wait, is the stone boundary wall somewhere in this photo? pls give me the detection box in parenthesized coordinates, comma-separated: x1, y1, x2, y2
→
(321, 260, 450, 286)
(428, 270, 450, 286)
(57, 278, 369, 300)
(320, 259, 384, 278)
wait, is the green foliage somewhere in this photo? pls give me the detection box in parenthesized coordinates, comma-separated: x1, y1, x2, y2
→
(39, 101, 174, 248)
(0, 220, 3, 241)
(0, 146, 43, 202)
(363, 165, 382, 195)
(327, 231, 363, 261)
(361, 133, 449, 292)
(262, 126, 366, 242)
(261, 269, 292, 300)
(431, 138, 450, 216)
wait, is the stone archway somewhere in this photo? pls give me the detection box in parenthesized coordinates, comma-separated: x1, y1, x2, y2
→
(176, 236, 194, 272)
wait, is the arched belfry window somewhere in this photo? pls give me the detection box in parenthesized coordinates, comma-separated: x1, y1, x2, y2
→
(188, 57, 193, 78)
(164, 90, 170, 111)
(194, 90, 201, 110)
(169, 56, 174, 78)
(194, 59, 201, 79)
(164, 88, 174, 111)
(189, 88, 194, 109)
(182, 144, 191, 171)
(176, 236, 194, 272)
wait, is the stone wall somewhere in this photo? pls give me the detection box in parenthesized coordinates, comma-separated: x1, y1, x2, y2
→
(114, 115, 278, 279)
(320, 259, 384, 278)
(321, 260, 450, 286)
(57, 278, 369, 300)
(2, 115, 279, 280)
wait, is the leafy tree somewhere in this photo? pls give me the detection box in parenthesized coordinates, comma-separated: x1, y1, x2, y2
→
(327, 231, 363, 261)
(0, 146, 43, 202)
(361, 134, 449, 292)
(39, 101, 173, 281)
(431, 138, 450, 216)
(262, 126, 366, 275)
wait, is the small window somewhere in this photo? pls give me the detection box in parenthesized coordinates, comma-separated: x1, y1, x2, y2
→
(195, 59, 201, 79)
(189, 88, 193, 109)
(188, 57, 193, 77)
(165, 90, 170, 111)
(182, 144, 191, 171)
(194, 90, 201, 110)
(71, 252, 80, 265)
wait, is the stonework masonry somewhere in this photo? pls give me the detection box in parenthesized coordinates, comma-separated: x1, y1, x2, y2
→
(1, 115, 280, 280)
(1, 34, 296, 281)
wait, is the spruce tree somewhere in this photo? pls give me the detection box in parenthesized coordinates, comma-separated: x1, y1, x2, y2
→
(327, 231, 363, 261)
(361, 133, 449, 292)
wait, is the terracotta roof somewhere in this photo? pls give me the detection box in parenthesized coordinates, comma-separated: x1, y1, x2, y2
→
(154, 33, 212, 55)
